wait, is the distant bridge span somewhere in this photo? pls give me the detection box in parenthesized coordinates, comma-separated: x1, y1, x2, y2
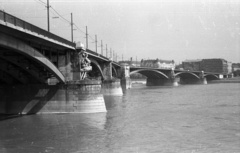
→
(129, 67, 222, 85)
(130, 67, 221, 79)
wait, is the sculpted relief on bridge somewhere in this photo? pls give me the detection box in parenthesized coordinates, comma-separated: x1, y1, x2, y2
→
(71, 49, 92, 80)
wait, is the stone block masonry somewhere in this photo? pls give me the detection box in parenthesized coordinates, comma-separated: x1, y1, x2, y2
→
(0, 80, 106, 114)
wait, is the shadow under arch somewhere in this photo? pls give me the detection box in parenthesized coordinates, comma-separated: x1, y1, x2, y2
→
(175, 72, 200, 84)
(130, 69, 169, 79)
(112, 66, 118, 78)
(88, 58, 104, 79)
(0, 33, 65, 83)
(175, 72, 200, 79)
(204, 74, 219, 81)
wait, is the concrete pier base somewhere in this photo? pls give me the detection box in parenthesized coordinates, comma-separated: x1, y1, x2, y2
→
(199, 78, 207, 85)
(172, 78, 179, 86)
(121, 77, 132, 90)
(0, 80, 106, 114)
(102, 79, 123, 96)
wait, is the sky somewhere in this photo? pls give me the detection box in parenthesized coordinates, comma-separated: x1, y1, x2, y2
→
(0, 0, 240, 63)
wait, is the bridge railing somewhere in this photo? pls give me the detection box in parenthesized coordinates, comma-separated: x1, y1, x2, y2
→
(86, 49, 120, 67)
(0, 10, 75, 48)
(86, 49, 108, 60)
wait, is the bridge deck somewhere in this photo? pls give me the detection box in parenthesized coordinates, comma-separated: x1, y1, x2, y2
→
(0, 10, 75, 50)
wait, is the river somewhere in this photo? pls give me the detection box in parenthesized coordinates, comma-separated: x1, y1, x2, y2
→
(0, 83, 240, 153)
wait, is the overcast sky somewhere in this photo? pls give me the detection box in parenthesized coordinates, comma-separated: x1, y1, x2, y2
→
(1, 0, 239, 63)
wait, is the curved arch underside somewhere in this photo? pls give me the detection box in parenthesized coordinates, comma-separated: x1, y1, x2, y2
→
(204, 74, 219, 80)
(112, 66, 118, 78)
(88, 58, 104, 79)
(175, 72, 200, 79)
(0, 33, 65, 84)
(130, 69, 169, 79)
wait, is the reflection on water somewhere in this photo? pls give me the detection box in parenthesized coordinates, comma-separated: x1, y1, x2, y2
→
(0, 83, 240, 153)
(0, 113, 108, 153)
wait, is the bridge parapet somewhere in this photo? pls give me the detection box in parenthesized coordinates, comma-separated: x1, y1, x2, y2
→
(0, 10, 75, 49)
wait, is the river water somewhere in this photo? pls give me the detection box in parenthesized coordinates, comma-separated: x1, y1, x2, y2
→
(0, 83, 240, 153)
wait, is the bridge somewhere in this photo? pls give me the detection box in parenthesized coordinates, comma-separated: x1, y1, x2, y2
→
(129, 67, 221, 86)
(0, 10, 121, 85)
(0, 10, 123, 114)
(0, 10, 222, 115)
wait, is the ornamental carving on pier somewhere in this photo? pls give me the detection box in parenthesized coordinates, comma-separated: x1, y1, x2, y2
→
(78, 51, 92, 72)
(71, 50, 92, 80)
(78, 51, 92, 80)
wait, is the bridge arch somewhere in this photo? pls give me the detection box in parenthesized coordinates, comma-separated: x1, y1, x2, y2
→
(130, 69, 169, 79)
(204, 74, 219, 80)
(175, 72, 200, 79)
(112, 66, 118, 78)
(175, 72, 202, 84)
(0, 33, 65, 84)
(88, 58, 104, 79)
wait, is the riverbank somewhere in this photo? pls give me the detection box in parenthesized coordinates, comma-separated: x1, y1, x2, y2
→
(209, 77, 240, 83)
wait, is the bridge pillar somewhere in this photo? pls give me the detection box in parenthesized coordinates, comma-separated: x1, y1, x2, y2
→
(102, 79, 123, 96)
(120, 65, 131, 90)
(71, 51, 82, 81)
(102, 61, 113, 80)
(199, 71, 207, 85)
(199, 77, 207, 85)
(58, 50, 72, 82)
(102, 61, 123, 95)
(168, 69, 179, 86)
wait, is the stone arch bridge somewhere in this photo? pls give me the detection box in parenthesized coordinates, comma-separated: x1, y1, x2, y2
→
(129, 67, 221, 86)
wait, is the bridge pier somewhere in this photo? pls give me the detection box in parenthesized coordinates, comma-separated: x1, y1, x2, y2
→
(172, 77, 179, 86)
(101, 61, 123, 95)
(120, 65, 132, 90)
(102, 79, 123, 96)
(0, 80, 106, 114)
(199, 77, 207, 85)
(121, 77, 132, 90)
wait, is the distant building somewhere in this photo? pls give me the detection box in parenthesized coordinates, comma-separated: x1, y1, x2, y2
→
(232, 63, 240, 71)
(201, 59, 228, 74)
(175, 64, 183, 70)
(182, 59, 202, 71)
(182, 58, 230, 74)
(227, 61, 232, 74)
(118, 60, 141, 67)
(232, 63, 240, 76)
(140, 59, 175, 69)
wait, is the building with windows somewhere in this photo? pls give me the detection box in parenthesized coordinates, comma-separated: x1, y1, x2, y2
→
(118, 60, 141, 67)
(232, 63, 240, 76)
(201, 59, 228, 74)
(182, 58, 230, 74)
(232, 63, 240, 71)
(182, 59, 202, 71)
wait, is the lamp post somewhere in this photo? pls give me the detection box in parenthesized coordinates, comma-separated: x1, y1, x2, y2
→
(71, 13, 73, 42)
(47, 0, 50, 32)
